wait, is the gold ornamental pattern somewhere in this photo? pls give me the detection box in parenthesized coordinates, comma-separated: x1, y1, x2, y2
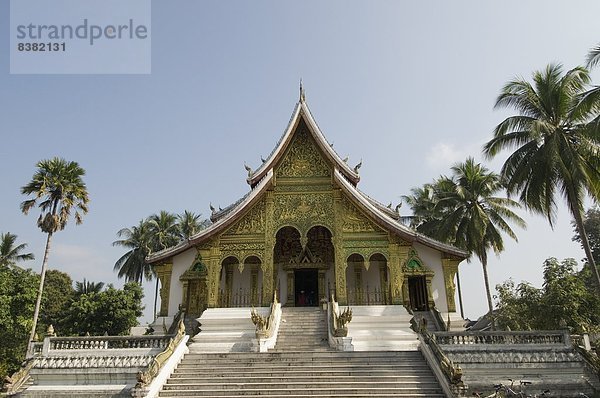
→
(276, 127, 331, 179)
(227, 200, 266, 235)
(341, 196, 381, 233)
(273, 193, 334, 233)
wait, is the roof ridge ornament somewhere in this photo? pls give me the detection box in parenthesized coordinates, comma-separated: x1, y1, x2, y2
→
(244, 162, 253, 177)
(299, 79, 306, 103)
(353, 159, 362, 173)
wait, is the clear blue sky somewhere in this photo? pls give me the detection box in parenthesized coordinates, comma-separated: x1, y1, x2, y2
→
(1, 1, 598, 323)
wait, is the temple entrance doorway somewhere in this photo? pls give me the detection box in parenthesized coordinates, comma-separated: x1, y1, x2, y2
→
(408, 276, 429, 311)
(294, 269, 318, 306)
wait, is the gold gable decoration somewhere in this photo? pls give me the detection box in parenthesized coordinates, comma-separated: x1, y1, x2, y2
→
(341, 196, 382, 233)
(226, 199, 266, 235)
(276, 125, 331, 179)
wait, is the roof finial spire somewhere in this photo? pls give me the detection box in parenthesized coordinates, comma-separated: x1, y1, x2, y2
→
(299, 79, 306, 102)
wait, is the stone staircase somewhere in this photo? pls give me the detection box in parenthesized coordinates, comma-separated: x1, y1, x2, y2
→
(159, 351, 445, 397)
(158, 306, 445, 397)
(272, 307, 329, 352)
(347, 306, 420, 351)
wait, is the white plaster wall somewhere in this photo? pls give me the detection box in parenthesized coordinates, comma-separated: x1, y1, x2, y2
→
(414, 242, 448, 313)
(168, 248, 196, 317)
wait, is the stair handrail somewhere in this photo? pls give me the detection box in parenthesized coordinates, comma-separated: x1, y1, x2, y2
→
(135, 318, 186, 389)
(250, 289, 282, 352)
(3, 357, 35, 396)
(329, 291, 352, 337)
(571, 333, 600, 382)
(431, 307, 448, 331)
(167, 308, 185, 335)
(417, 319, 466, 397)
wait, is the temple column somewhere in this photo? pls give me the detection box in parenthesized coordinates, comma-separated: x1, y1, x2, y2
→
(318, 269, 326, 302)
(251, 267, 259, 304)
(225, 265, 233, 307)
(262, 191, 275, 305)
(332, 189, 347, 305)
(378, 263, 388, 304)
(154, 263, 173, 317)
(181, 280, 189, 312)
(206, 246, 221, 308)
(442, 257, 461, 312)
(425, 275, 435, 309)
(286, 270, 295, 305)
(388, 240, 409, 305)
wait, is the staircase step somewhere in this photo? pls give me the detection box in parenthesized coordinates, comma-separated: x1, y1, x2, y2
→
(159, 307, 444, 397)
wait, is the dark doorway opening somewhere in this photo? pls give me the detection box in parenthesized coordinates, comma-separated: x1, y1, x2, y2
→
(294, 269, 318, 306)
(408, 276, 429, 311)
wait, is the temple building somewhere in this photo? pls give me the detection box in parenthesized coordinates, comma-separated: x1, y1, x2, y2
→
(147, 90, 468, 327)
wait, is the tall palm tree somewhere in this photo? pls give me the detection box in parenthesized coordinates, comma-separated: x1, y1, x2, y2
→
(177, 210, 203, 240)
(21, 157, 89, 344)
(0, 232, 35, 268)
(148, 211, 179, 250)
(112, 219, 154, 284)
(405, 158, 525, 314)
(147, 211, 179, 317)
(483, 64, 600, 290)
(75, 278, 105, 295)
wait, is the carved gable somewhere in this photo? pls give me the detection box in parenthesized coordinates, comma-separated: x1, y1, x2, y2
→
(341, 195, 383, 233)
(275, 119, 331, 179)
(223, 199, 265, 236)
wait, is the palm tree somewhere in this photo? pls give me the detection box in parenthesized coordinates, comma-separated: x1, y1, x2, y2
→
(112, 219, 154, 284)
(148, 211, 179, 250)
(0, 232, 35, 268)
(177, 210, 203, 240)
(587, 43, 600, 69)
(147, 211, 179, 317)
(21, 157, 89, 344)
(405, 158, 525, 314)
(483, 64, 600, 290)
(75, 278, 105, 295)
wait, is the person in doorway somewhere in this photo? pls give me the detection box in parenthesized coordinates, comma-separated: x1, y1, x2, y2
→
(298, 290, 307, 306)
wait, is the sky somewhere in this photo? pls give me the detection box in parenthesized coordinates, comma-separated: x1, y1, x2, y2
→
(1, 1, 599, 324)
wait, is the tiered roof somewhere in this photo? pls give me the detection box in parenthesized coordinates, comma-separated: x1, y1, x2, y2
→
(147, 95, 468, 263)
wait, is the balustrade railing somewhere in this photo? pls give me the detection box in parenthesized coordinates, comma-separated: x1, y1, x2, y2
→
(331, 286, 390, 306)
(48, 335, 172, 351)
(417, 321, 465, 396)
(218, 288, 262, 308)
(433, 330, 568, 346)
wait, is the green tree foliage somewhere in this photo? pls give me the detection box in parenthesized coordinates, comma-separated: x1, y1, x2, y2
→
(0, 232, 34, 268)
(39, 270, 75, 334)
(573, 207, 600, 266)
(74, 278, 105, 296)
(113, 210, 208, 319)
(404, 158, 525, 313)
(113, 210, 209, 285)
(495, 258, 600, 333)
(61, 283, 144, 336)
(21, 157, 89, 342)
(0, 265, 38, 380)
(483, 64, 600, 290)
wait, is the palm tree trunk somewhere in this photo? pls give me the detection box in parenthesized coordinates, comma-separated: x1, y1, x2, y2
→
(481, 255, 494, 315)
(571, 205, 600, 291)
(456, 268, 465, 319)
(29, 232, 52, 344)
